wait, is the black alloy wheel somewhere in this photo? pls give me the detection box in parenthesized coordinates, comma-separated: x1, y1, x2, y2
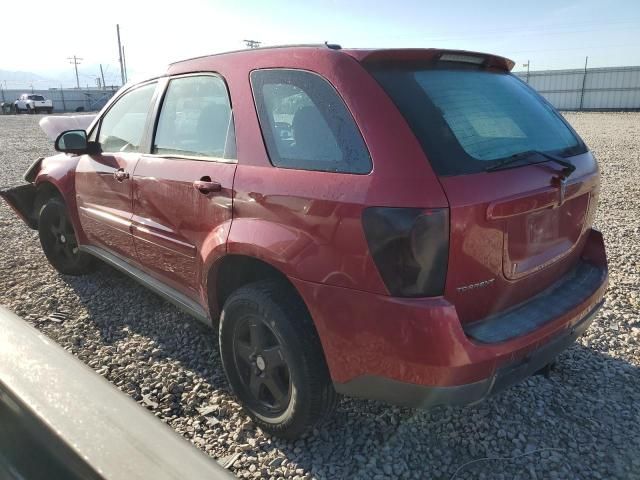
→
(232, 313, 291, 416)
(219, 280, 338, 438)
(38, 198, 95, 275)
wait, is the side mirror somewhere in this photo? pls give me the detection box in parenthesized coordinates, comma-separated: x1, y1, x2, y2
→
(55, 129, 89, 154)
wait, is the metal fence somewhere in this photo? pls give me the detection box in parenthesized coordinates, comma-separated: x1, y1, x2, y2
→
(515, 66, 640, 111)
(0, 87, 118, 113)
(4, 65, 640, 113)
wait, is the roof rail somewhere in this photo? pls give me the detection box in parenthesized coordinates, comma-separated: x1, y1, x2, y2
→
(169, 43, 343, 65)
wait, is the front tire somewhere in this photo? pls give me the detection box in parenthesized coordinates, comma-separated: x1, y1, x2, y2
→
(38, 198, 95, 275)
(219, 280, 338, 438)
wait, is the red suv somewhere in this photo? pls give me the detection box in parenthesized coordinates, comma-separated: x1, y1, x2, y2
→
(2, 46, 608, 438)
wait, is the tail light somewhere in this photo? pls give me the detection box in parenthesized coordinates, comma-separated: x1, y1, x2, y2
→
(362, 207, 449, 297)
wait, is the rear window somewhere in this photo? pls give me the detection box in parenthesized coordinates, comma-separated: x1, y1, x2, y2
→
(369, 64, 586, 176)
(28, 95, 45, 101)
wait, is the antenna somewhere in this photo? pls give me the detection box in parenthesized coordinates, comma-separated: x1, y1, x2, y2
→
(243, 39, 261, 49)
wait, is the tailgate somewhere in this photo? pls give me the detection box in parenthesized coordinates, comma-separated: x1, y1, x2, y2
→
(441, 152, 599, 324)
(366, 62, 600, 324)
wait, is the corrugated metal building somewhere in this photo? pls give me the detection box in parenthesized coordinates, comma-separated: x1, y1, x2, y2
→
(515, 66, 640, 111)
(0, 87, 117, 113)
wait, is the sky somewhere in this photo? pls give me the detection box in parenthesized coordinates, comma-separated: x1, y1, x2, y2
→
(1, 0, 639, 88)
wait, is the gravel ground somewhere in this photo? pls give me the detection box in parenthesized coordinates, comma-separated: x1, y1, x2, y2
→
(1, 112, 639, 480)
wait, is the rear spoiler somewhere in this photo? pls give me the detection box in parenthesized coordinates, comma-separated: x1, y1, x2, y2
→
(344, 48, 515, 71)
(0, 306, 234, 480)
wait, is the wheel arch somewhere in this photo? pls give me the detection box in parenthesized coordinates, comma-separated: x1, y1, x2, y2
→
(34, 161, 87, 244)
(35, 180, 62, 201)
(208, 253, 338, 387)
(207, 254, 300, 320)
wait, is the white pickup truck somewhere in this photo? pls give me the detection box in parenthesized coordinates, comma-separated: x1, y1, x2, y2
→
(14, 94, 53, 114)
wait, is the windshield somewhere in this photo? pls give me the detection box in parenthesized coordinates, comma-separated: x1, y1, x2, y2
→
(370, 64, 586, 175)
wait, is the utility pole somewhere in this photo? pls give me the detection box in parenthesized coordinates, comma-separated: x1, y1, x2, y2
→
(122, 44, 128, 84)
(579, 56, 589, 111)
(523, 60, 530, 83)
(60, 85, 66, 111)
(68, 55, 82, 89)
(99, 64, 106, 90)
(243, 39, 261, 49)
(117, 24, 125, 86)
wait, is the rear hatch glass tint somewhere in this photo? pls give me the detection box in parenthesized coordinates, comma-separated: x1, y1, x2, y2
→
(368, 64, 586, 176)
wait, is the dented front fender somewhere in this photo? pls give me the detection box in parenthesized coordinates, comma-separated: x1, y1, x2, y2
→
(1, 153, 81, 235)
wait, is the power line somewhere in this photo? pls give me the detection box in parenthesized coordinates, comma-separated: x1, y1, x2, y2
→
(507, 42, 639, 55)
(67, 55, 83, 89)
(365, 17, 640, 43)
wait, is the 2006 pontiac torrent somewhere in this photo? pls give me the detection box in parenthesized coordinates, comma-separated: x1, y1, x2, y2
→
(1, 45, 608, 438)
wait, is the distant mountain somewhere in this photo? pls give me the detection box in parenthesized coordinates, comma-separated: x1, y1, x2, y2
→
(0, 64, 124, 90)
(0, 69, 56, 89)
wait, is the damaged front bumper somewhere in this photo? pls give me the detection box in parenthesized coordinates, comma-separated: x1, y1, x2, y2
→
(0, 183, 38, 229)
(0, 157, 43, 229)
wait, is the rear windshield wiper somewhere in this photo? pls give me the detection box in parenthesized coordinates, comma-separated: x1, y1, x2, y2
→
(486, 150, 576, 178)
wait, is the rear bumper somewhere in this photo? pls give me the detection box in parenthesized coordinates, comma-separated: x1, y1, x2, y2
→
(292, 228, 608, 407)
(333, 300, 601, 408)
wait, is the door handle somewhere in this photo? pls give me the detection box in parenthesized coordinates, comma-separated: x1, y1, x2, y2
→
(193, 179, 222, 194)
(114, 168, 130, 182)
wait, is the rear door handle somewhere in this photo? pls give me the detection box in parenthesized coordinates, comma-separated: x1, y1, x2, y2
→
(193, 178, 222, 194)
(114, 168, 130, 182)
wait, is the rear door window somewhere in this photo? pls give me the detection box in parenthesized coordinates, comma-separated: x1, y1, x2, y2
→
(251, 69, 371, 174)
(370, 65, 585, 176)
(153, 75, 235, 160)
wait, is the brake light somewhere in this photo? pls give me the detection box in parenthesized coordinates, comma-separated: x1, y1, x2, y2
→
(439, 53, 485, 64)
(362, 207, 449, 297)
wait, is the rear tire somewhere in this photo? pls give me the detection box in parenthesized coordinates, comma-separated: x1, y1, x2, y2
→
(219, 280, 338, 439)
(38, 197, 95, 275)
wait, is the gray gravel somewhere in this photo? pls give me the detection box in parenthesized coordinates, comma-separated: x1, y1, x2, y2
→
(1, 112, 639, 479)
